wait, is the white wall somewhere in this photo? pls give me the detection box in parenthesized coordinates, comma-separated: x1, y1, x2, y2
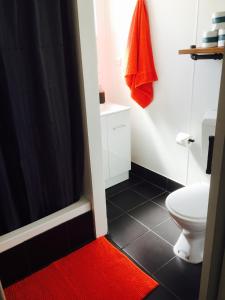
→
(94, 0, 224, 185)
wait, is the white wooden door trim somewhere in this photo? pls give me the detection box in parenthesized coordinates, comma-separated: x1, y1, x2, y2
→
(199, 48, 225, 300)
(74, 0, 108, 237)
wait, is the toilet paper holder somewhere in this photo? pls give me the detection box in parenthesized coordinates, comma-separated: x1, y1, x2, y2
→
(176, 132, 195, 147)
(188, 138, 195, 143)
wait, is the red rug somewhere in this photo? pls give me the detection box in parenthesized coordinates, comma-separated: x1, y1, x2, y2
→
(5, 237, 158, 300)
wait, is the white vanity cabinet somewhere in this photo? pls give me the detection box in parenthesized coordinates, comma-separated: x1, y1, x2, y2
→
(100, 103, 131, 188)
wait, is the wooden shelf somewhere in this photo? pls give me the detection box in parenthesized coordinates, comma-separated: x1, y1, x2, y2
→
(179, 47, 224, 55)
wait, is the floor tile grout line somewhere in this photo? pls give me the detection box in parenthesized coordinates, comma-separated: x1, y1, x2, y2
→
(106, 170, 167, 200)
(107, 174, 194, 300)
(150, 197, 169, 211)
(121, 249, 181, 300)
(139, 177, 167, 193)
(107, 202, 152, 248)
(112, 237, 181, 300)
(129, 184, 166, 200)
(108, 235, 181, 300)
(108, 189, 169, 223)
(107, 173, 199, 300)
(120, 229, 150, 250)
(106, 171, 170, 208)
(108, 199, 175, 247)
(126, 212, 175, 248)
(152, 217, 172, 229)
(107, 199, 127, 214)
(108, 212, 125, 224)
(126, 191, 168, 212)
(148, 228, 175, 248)
(106, 201, 126, 223)
(107, 191, 169, 217)
(133, 170, 183, 193)
(107, 236, 181, 299)
(132, 172, 167, 190)
(151, 217, 171, 229)
(106, 178, 145, 199)
(106, 199, 125, 212)
(131, 171, 184, 194)
(153, 256, 176, 275)
(106, 174, 171, 227)
(121, 245, 157, 276)
(125, 213, 150, 231)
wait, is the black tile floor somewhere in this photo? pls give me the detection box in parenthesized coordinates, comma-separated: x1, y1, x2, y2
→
(106, 172, 202, 300)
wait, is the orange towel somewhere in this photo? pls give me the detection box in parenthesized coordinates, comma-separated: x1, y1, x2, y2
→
(125, 0, 158, 108)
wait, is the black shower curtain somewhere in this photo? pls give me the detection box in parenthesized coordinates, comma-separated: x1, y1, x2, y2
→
(0, 1, 84, 235)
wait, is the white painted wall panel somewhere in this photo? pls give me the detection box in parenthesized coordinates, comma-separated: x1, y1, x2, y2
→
(187, 0, 225, 185)
(95, 0, 223, 186)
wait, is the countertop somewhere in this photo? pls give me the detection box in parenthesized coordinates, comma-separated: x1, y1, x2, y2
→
(100, 103, 130, 116)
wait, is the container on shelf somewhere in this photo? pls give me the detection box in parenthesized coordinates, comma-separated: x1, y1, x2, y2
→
(212, 11, 225, 31)
(202, 30, 218, 48)
(218, 29, 225, 47)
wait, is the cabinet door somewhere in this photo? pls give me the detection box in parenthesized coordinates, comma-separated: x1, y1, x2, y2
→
(100, 116, 110, 180)
(108, 111, 131, 178)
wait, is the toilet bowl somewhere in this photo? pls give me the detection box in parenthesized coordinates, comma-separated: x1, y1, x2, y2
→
(165, 183, 209, 264)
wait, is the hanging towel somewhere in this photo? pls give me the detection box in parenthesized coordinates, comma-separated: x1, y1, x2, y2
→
(125, 0, 158, 108)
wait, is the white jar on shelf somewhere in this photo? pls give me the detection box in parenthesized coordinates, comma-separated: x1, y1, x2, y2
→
(212, 12, 225, 30)
(218, 29, 225, 47)
(201, 30, 218, 48)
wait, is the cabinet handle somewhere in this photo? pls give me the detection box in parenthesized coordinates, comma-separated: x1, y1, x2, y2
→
(113, 124, 126, 130)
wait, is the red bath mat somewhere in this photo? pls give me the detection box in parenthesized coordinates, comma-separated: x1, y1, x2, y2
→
(4, 237, 158, 300)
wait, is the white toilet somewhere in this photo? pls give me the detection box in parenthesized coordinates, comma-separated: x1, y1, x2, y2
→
(166, 183, 209, 264)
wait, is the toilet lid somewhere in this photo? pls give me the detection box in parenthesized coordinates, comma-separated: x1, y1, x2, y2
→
(166, 183, 210, 220)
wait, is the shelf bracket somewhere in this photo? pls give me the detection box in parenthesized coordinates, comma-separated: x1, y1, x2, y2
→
(189, 45, 224, 61)
(191, 53, 224, 61)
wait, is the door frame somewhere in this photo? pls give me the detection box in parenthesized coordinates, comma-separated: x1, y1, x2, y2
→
(199, 49, 225, 300)
(217, 249, 225, 299)
(74, 0, 108, 238)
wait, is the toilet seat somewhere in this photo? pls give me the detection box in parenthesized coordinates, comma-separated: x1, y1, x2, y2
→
(166, 183, 209, 221)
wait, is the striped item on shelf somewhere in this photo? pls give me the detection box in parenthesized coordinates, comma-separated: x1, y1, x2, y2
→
(212, 11, 225, 30)
(218, 29, 225, 47)
(201, 30, 218, 48)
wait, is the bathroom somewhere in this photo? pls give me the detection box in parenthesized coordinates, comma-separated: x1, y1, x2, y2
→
(0, 0, 225, 300)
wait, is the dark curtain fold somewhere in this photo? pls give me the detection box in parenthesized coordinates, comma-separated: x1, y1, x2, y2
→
(0, 0, 84, 235)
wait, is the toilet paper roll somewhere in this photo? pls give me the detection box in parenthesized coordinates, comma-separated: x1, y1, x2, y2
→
(176, 132, 192, 147)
